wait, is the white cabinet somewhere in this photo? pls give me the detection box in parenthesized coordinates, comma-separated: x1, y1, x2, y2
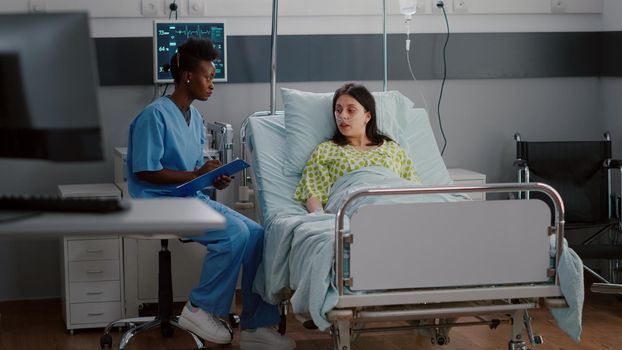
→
(114, 147, 205, 318)
(447, 168, 487, 200)
(58, 183, 124, 332)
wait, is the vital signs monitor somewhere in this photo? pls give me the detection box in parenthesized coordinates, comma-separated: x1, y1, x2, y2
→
(153, 20, 227, 83)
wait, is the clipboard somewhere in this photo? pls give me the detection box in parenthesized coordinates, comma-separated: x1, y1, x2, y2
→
(170, 158, 250, 197)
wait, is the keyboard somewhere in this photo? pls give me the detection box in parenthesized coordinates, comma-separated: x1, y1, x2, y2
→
(0, 195, 130, 214)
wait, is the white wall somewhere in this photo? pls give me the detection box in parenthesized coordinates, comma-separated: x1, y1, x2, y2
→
(0, 0, 614, 300)
(0, 0, 605, 37)
(602, 0, 622, 157)
(603, 0, 622, 31)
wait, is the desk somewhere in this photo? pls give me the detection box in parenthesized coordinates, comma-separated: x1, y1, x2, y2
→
(0, 198, 225, 331)
(0, 198, 225, 237)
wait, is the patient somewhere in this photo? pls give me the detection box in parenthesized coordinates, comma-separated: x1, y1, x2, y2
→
(294, 83, 421, 213)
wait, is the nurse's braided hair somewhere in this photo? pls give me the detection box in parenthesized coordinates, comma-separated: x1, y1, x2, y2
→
(170, 37, 219, 83)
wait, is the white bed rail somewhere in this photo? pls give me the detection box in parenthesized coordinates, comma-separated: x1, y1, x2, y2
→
(334, 182, 566, 296)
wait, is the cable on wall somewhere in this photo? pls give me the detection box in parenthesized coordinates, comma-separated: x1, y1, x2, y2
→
(437, 1, 450, 156)
(160, 84, 170, 97)
(168, 0, 178, 20)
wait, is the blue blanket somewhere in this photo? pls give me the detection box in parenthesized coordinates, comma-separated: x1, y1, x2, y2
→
(549, 236, 584, 342)
(253, 167, 461, 329)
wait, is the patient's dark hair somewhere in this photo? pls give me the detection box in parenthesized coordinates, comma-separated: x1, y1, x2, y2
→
(331, 83, 393, 146)
(170, 37, 219, 83)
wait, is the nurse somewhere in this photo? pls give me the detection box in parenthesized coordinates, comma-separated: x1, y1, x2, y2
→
(127, 37, 295, 350)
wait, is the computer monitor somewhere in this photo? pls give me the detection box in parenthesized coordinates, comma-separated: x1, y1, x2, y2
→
(0, 12, 104, 162)
(153, 20, 227, 84)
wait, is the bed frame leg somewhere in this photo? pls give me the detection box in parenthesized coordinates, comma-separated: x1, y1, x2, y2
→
(329, 310, 353, 350)
(508, 309, 543, 350)
(508, 310, 528, 350)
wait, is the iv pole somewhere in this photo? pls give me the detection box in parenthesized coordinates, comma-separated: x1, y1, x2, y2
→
(243, 0, 388, 189)
(383, 0, 388, 91)
(269, 0, 388, 106)
(270, 0, 279, 115)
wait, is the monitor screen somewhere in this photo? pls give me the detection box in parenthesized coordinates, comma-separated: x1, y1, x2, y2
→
(153, 20, 227, 84)
(0, 12, 103, 162)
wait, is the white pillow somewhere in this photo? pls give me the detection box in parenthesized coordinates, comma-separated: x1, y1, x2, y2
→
(281, 87, 450, 185)
(281, 88, 334, 176)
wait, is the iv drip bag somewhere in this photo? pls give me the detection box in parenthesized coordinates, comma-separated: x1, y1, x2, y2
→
(399, 0, 417, 17)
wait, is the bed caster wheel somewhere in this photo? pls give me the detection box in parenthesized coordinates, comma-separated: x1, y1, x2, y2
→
(431, 326, 450, 346)
(100, 333, 113, 348)
(508, 340, 529, 350)
(432, 335, 450, 346)
(532, 335, 544, 345)
(229, 313, 240, 328)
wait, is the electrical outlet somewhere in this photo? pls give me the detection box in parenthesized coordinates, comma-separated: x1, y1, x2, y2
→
(416, 1, 426, 13)
(431, 0, 452, 13)
(28, 0, 46, 12)
(141, 0, 159, 17)
(188, 0, 205, 16)
(551, 0, 566, 13)
(453, 0, 467, 13)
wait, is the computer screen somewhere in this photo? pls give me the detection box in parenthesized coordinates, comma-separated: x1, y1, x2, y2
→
(0, 12, 103, 162)
(153, 20, 227, 84)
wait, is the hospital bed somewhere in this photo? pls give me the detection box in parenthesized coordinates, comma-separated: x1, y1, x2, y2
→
(241, 89, 580, 350)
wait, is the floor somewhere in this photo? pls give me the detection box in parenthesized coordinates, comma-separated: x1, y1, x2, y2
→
(0, 283, 621, 350)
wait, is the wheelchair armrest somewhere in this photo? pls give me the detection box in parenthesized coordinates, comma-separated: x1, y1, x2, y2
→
(513, 159, 527, 168)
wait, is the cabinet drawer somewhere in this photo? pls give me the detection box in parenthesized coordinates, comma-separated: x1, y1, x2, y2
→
(69, 302, 121, 325)
(68, 260, 120, 282)
(69, 281, 120, 303)
(67, 239, 119, 261)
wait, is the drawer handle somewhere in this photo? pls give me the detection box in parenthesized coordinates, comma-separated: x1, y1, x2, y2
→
(87, 312, 105, 316)
(86, 249, 103, 253)
(86, 291, 103, 295)
(86, 270, 104, 274)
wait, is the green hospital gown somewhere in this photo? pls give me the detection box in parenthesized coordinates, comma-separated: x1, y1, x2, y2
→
(294, 140, 421, 205)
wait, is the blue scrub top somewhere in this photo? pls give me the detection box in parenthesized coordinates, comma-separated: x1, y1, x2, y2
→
(127, 96, 205, 198)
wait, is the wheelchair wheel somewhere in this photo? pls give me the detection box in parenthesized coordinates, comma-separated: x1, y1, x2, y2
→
(100, 333, 113, 348)
(161, 324, 175, 337)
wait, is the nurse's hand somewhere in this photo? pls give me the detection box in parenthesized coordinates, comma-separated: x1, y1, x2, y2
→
(197, 159, 221, 175)
(213, 175, 232, 190)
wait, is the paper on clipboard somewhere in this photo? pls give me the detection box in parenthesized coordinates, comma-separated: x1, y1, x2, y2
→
(170, 158, 250, 197)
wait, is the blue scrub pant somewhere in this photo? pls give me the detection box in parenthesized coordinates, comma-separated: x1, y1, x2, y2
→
(188, 193, 280, 330)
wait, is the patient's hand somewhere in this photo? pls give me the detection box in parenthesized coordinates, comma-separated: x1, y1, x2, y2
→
(308, 207, 325, 216)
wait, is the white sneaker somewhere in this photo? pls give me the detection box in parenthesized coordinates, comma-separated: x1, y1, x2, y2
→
(240, 327, 296, 350)
(178, 302, 232, 344)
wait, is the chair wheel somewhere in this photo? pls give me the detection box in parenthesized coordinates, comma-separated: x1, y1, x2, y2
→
(229, 313, 240, 328)
(100, 333, 113, 348)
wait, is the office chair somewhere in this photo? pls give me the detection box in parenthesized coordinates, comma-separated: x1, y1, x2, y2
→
(100, 237, 210, 350)
(514, 132, 622, 295)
